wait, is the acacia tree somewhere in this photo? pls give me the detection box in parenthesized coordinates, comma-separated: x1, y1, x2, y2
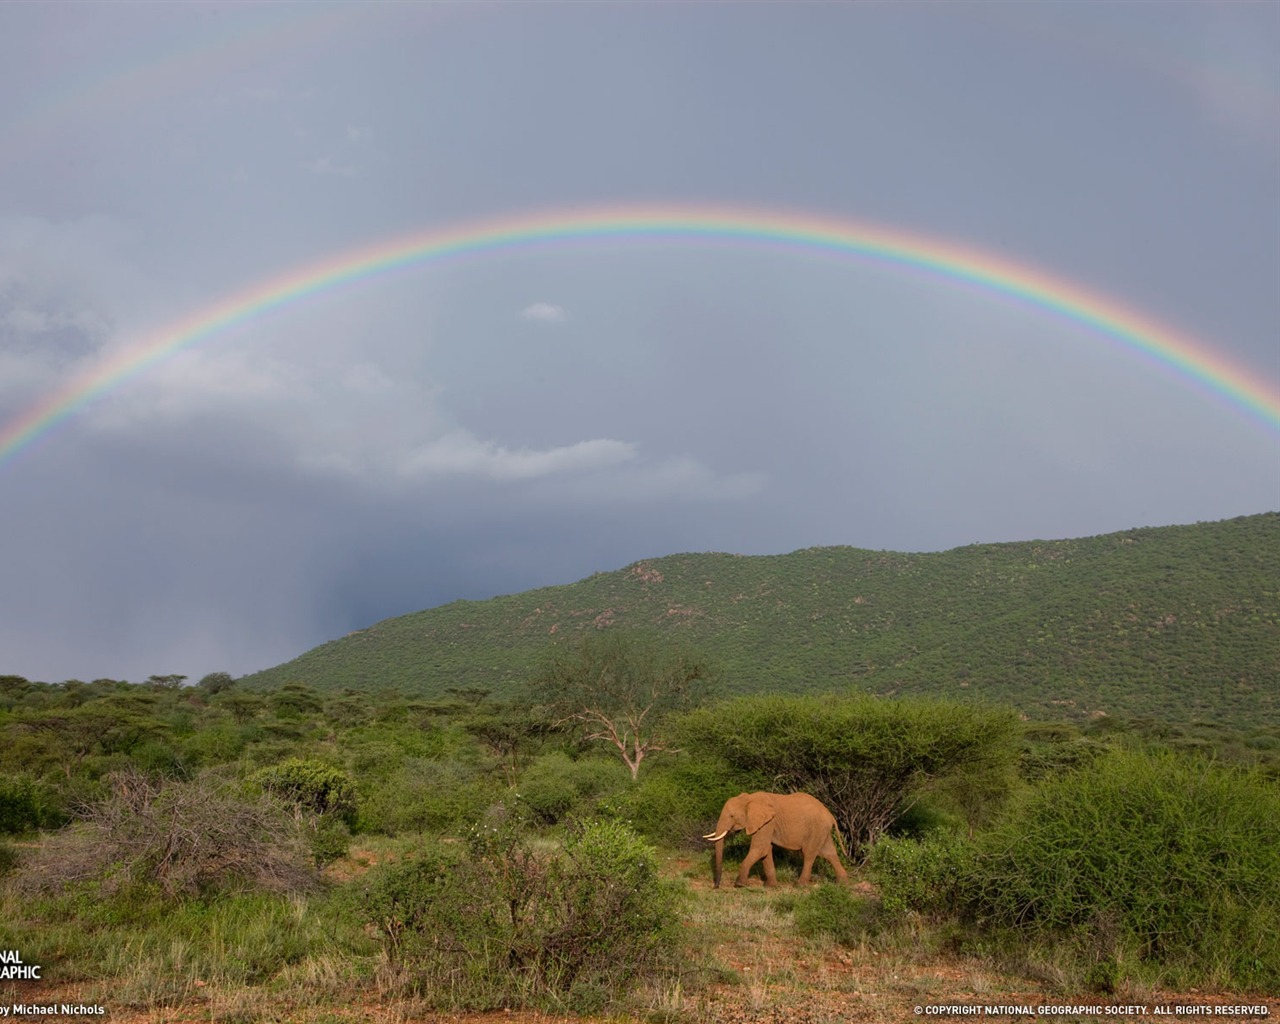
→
(533, 633, 713, 781)
(679, 693, 1019, 858)
(197, 671, 236, 695)
(462, 700, 550, 786)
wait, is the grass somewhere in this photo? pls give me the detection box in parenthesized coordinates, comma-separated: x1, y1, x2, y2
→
(5, 834, 1278, 1022)
(0, 883, 377, 1008)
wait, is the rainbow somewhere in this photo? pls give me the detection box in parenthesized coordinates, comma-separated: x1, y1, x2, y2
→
(3, 203, 1278, 467)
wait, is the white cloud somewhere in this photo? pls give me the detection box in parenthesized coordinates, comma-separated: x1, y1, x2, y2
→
(72, 343, 659, 491)
(551, 454, 768, 505)
(341, 362, 396, 394)
(397, 433, 636, 482)
(303, 155, 359, 176)
(67, 334, 767, 509)
(90, 349, 305, 429)
(519, 302, 568, 323)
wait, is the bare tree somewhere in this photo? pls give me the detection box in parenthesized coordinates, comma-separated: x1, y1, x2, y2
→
(533, 633, 712, 780)
(13, 768, 317, 899)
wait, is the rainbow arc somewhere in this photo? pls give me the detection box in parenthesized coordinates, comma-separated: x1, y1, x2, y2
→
(2, 203, 1277, 468)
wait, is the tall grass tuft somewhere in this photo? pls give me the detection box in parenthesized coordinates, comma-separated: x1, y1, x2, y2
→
(0, 883, 373, 1004)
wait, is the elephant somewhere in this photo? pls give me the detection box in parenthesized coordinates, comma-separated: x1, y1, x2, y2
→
(704, 791, 849, 889)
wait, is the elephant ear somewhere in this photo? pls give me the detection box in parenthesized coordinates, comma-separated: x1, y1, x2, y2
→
(745, 798, 775, 835)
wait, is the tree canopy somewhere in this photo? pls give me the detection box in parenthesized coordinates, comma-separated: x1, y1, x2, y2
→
(678, 693, 1020, 856)
(533, 633, 714, 780)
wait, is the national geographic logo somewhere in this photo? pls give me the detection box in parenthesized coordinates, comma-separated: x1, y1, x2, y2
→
(0, 950, 39, 981)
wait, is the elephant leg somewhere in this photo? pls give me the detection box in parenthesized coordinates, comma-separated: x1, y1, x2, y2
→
(819, 838, 849, 882)
(798, 849, 817, 884)
(735, 848, 764, 886)
(761, 848, 778, 887)
(737, 837, 773, 887)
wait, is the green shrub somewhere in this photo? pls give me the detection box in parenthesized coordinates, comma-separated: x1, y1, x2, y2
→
(792, 883, 874, 945)
(249, 758, 357, 824)
(870, 830, 977, 917)
(887, 799, 961, 839)
(348, 740, 411, 780)
(179, 724, 246, 765)
(966, 748, 1280, 990)
(354, 816, 684, 1010)
(517, 753, 626, 825)
(0, 774, 53, 834)
(551, 817, 685, 990)
(346, 723, 451, 766)
(309, 815, 352, 867)
(354, 758, 502, 835)
(612, 755, 762, 845)
(349, 841, 462, 961)
(129, 739, 188, 777)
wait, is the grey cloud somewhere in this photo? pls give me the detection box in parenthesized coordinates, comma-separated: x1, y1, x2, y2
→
(0, 1, 1275, 683)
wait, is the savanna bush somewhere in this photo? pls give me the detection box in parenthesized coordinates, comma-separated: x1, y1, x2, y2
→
(249, 757, 358, 865)
(0, 774, 56, 834)
(355, 816, 684, 1011)
(965, 748, 1280, 989)
(354, 758, 502, 835)
(249, 758, 356, 823)
(792, 882, 874, 945)
(516, 753, 626, 825)
(613, 755, 766, 845)
(11, 769, 317, 900)
(129, 739, 188, 777)
(179, 723, 246, 766)
(869, 829, 977, 917)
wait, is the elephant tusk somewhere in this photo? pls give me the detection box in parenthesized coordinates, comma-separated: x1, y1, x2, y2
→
(703, 830, 729, 842)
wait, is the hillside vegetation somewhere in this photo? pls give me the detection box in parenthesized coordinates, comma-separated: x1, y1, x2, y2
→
(242, 514, 1280, 727)
(2, 672, 1277, 1014)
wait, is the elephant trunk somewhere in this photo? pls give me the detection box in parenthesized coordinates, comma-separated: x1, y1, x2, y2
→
(705, 819, 732, 889)
(706, 805, 740, 889)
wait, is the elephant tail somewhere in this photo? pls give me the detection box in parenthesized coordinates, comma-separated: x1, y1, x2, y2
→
(832, 820, 851, 861)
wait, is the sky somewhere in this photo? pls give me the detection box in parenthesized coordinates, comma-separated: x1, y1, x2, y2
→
(1, 1, 1277, 684)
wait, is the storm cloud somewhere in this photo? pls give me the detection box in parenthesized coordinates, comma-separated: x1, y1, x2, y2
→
(0, 2, 1276, 683)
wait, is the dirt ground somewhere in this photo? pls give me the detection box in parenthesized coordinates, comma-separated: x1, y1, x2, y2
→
(5, 959, 1277, 1023)
(7, 967, 1277, 1024)
(5, 855, 1276, 1023)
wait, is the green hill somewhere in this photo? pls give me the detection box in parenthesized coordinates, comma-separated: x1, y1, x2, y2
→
(242, 513, 1280, 727)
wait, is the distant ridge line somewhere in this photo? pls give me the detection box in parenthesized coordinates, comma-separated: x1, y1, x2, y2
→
(241, 514, 1280, 729)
